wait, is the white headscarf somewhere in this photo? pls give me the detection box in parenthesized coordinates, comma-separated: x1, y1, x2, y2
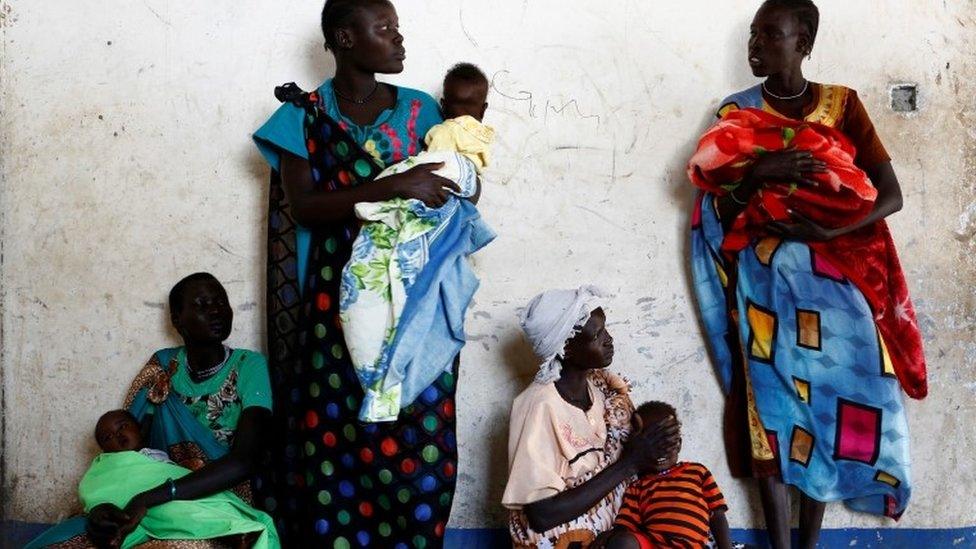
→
(518, 285, 607, 384)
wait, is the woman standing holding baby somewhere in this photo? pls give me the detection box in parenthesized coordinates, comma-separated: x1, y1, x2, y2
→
(252, 0, 490, 546)
(689, 1, 925, 547)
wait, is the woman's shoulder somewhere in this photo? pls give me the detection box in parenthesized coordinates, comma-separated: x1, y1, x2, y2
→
(817, 82, 859, 105)
(229, 348, 272, 409)
(150, 346, 183, 364)
(717, 84, 763, 116)
(394, 85, 442, 123)
(589, 369, 631, 396)
(511, 381, 560, 416)
(232, 348, 268, 369)
(253, 86, 314, 168)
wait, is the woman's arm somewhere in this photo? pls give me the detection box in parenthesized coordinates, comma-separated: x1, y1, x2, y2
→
(85, 407, 271, 547)
(850, 160, 904, 226)
(124, 407, 271, 510)
(280, 152, 461, 227)
(522, 418, 679, 533)
(523, 458, 635, 533)
(768, 160, 903, 240)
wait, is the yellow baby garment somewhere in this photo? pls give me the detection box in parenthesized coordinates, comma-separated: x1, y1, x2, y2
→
(424, 115, 495, 173)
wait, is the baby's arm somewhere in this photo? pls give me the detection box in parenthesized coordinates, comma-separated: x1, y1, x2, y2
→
(710, 509, 732, 549)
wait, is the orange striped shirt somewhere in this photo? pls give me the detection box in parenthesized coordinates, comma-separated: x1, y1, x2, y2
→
(614, 462, 727, 547)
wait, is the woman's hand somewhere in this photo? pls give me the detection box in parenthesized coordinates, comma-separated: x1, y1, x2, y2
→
(521, 411, 672, 533)
(119, 503, 148, 545)
(86, 503, 133, 548)
(621, 415, 680, 475)
(768, 210, 839, 241)
(118, 501, 148, 541)
(751, 150, 827, 188)
(718, 150, 827, 231)
(386, 162, 462, 208)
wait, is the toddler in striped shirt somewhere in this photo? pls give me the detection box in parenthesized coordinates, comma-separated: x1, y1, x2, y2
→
(599, 401, 731, 549)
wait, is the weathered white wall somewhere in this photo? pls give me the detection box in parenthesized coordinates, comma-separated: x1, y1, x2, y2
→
(2, 0, 974, 531)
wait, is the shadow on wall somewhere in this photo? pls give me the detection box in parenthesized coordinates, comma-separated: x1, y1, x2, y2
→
(242, 33, 339, 337)
(665, 104, 725, 397)
(244, 33, 338, 183)
(475, 332, 537, 526)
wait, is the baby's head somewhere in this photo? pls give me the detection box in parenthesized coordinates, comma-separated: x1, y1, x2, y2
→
(635, 400, 682, 471)
(442, 62, 489, 121)
(95, 409, 142, 453)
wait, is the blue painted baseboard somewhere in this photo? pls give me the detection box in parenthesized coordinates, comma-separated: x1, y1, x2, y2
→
(6, 521, 976, 548)
(443, 528, 976, 548)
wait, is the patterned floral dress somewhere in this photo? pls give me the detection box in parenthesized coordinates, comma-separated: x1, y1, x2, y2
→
(253, 81, 461, 548)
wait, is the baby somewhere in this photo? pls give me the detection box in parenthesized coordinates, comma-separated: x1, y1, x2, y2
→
(95, 409, 169, 462)
(600, 401, 731, 549)
(425, 62, 495, 174)
(83, 410, 278, 548)
(341, 62, 496, 423)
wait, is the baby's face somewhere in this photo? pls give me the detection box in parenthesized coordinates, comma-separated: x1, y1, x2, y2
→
(95, 411, 141, 453)
(442, 78, 488, 121)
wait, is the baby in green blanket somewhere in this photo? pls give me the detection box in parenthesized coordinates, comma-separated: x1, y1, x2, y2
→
(89, 410, 279, 549)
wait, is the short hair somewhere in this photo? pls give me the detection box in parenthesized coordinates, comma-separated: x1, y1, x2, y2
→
(320, 0, 385, 50)
(95, 409, 138, 435)
(444, 62, 489, 88)
(762, 0, 820, 48)
(168, 272, 220, 315)
(635, 400, 678, 423)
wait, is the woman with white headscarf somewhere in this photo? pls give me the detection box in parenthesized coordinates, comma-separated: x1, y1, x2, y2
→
(502, 286, 678, 548)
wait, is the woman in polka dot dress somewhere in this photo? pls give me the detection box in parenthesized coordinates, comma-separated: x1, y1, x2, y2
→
(252, 1, 465, 547)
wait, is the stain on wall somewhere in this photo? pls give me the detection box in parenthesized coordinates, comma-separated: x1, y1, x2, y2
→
(1, 0, 974, 531)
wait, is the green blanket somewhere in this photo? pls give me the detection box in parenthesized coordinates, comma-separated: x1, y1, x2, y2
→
(79, 451, 279, 549)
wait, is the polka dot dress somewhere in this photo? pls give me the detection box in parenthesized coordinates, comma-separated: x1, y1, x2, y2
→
(261, 87, 457, 548)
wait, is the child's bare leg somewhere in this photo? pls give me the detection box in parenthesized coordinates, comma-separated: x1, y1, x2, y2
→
(798, 493, 826, 549)
(757, 476, 791, 549)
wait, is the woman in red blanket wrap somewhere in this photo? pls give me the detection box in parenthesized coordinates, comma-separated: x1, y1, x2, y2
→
(687, 1, 926, 548)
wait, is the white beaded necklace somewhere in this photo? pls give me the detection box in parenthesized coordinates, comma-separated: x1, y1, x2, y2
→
(762, 79, 809, 101)
(189, 345, 232, 382)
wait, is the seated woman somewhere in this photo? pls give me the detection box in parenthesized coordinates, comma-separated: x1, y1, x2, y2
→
(502, 286, 678, 548)
(27, 273, 274, 548)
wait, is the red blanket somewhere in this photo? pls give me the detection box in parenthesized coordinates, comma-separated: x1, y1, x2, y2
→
(688, 108, 927, 399)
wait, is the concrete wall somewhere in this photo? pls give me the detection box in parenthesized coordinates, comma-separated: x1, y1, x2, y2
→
(2, 0, 974, 531)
